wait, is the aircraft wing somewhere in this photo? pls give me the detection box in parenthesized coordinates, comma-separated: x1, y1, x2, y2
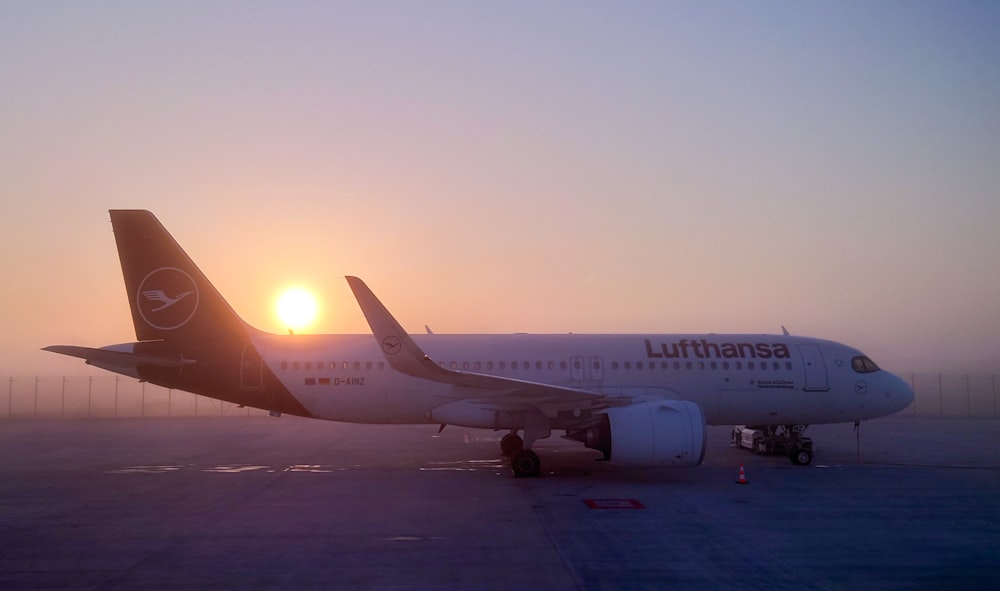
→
(346, 276, 630, 414)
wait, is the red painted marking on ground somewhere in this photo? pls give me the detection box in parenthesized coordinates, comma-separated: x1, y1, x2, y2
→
(583, 498, 645, 509)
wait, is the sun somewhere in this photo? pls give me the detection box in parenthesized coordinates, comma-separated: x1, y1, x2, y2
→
(276, 288, 318, 332)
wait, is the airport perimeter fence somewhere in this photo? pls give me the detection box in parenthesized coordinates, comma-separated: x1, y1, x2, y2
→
(0, 373, 997, 420)
(1, 375, 269, 419)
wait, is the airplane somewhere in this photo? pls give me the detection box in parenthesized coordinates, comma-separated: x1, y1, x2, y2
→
(45, 210, 915, 477)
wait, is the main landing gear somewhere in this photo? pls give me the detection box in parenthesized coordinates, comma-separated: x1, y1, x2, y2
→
(733, 424, 814, 466)
(500, 431, 540, 478)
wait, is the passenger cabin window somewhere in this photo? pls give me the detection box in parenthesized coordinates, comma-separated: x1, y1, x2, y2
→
(852, 356, 880, 373)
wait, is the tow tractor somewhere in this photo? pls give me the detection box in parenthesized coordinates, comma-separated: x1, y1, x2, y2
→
(732, 424, 813, 465)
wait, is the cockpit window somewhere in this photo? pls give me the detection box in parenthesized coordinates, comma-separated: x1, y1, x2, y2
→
(851, 356, 880, 373)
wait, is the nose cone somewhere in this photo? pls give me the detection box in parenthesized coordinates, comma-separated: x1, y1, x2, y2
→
(883, 371, 915, 415)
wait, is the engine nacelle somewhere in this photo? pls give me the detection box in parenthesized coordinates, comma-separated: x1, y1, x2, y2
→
(568, 400, 706, 468)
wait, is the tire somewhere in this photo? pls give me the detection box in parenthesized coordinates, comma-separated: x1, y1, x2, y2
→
(511, 449, 541, 478)
(500, 433, 523, 457)
(790, 449, 812, 466)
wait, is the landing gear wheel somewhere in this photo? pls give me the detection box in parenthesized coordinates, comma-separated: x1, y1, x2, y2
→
(500, 433, 523, 457)
(790, 449, 812, 466)
(510, 449, 541, 478)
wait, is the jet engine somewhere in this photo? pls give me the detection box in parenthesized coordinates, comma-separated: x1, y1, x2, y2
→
(567, 400, 706, 467)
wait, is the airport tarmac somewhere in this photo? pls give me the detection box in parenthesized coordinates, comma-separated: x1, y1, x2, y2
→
(1, 415, 998, 590)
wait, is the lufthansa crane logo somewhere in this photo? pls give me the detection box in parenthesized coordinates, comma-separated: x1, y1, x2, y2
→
(382, 336, 402, 355)
(136, 267, 199, 330)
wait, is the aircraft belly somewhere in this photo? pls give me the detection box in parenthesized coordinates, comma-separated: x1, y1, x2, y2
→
(294, 386, 436, 424)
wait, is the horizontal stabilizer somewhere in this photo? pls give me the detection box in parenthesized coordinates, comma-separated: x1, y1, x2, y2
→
(43, 345, 196, 369)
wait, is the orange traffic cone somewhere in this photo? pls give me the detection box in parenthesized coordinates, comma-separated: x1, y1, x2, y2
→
(735, 464, 749, 484)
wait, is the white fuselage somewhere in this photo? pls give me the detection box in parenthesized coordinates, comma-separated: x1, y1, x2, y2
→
(252, 332, 913, 428)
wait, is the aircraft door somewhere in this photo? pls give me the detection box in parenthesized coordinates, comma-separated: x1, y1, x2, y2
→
(798, 344, 829, 391)
(570, 355, 585, 382)
(588, 356, 604, 382)
(240, 344, 264, 391)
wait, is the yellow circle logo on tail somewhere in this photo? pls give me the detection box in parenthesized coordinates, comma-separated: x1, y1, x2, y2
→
(136, 267, 200, 330)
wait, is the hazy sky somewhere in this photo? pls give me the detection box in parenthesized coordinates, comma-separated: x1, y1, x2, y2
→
(2, 1, 998, 375)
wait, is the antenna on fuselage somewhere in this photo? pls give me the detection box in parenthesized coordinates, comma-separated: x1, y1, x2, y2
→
(781, 325, 790, 336)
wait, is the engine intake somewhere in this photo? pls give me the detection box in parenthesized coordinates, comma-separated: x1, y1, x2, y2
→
(568, 400, 706, 467)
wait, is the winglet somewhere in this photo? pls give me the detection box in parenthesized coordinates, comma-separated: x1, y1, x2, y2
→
(345, 276, 627, 409)
(345, 276, 458, 382)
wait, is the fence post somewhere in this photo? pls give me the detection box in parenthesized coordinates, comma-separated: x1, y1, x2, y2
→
(141, 382, 145, 417)
(966, 374, 971, 417)
(168, 389, 172, 417)
(910, 373, 916, 415)
(88, 376, 93, 418)
(114, 376, 119, 418)
(194, 394, 198, 417)
(7, 377, 12, 418)
(61, 376, 66, 418)
(938, 373, 943, 417)
(34, 377, 39, 418)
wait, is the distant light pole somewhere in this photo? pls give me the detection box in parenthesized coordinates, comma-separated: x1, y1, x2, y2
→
(61, 376, 67, 418)
(7, 377, 12, 418)
(34, 377, 39, 417)
(114, 375, 119, 418)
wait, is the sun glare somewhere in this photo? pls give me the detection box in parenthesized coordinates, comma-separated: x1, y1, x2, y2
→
(276, 288, 318, 332)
